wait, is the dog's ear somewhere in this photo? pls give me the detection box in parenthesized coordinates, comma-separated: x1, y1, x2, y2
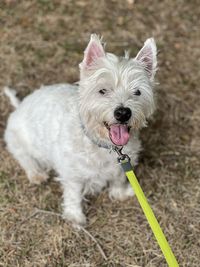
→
(135, 38, 157, 80)
(80, 34, 105, 70)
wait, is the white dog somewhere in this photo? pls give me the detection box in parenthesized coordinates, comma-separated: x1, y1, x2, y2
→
(4, 34, 157, 226)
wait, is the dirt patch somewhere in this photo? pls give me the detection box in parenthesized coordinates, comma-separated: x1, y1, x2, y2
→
(0, 1, 200, 266)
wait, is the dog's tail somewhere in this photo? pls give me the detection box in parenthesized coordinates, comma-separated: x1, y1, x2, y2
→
(4, 87, 20, 109)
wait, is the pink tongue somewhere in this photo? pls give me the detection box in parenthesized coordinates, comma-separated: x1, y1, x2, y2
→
(109, 124, 130, 146)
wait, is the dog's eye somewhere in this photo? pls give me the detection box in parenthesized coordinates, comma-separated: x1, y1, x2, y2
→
(134, 89, 141, 96)
(99, 89, 107, 95)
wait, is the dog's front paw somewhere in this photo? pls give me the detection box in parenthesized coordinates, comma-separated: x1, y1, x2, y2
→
(63, 209, 87, 227)
(109, 184, 134, 201)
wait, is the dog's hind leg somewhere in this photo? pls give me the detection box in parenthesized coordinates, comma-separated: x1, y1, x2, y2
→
(5, 129, 49, 184)
(16, 153, 49, 184)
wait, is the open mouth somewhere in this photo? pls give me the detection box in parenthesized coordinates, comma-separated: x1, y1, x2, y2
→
(104, 122, 131, 146)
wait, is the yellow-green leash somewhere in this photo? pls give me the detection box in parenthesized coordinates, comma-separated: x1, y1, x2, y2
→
(114, 147, 179, 267)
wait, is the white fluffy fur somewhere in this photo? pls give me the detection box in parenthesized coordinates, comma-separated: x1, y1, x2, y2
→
(4, 34, 157, 226)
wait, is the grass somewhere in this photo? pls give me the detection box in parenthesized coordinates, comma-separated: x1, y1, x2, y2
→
(0, 0, 200, 266)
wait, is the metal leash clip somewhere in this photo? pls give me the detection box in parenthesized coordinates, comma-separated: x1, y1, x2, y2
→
(113, 146, 130, 163)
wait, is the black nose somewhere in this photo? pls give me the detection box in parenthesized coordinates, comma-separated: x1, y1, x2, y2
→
(114, 107, 132, 123)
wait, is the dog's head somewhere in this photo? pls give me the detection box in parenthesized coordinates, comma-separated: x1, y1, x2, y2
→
(78, 34, 157, 147)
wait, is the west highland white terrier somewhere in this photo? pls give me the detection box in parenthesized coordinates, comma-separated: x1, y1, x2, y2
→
(4, 34, 157, 226)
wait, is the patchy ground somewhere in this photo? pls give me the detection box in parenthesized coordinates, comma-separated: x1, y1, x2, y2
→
(0, 1, 200, 266)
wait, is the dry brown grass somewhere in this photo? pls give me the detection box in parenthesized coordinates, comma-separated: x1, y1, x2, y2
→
(0, 0, 200, 266)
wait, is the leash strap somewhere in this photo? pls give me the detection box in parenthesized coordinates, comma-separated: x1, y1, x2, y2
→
(116, 149, 179, 266)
